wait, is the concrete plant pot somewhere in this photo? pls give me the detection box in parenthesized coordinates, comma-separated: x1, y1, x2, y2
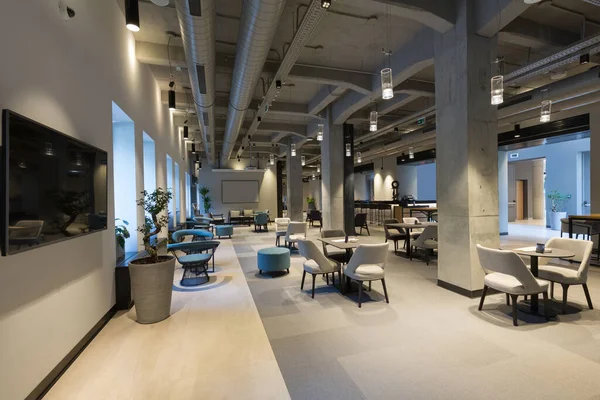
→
(550, 211, 567, 231)
(129, 255, 176, 324)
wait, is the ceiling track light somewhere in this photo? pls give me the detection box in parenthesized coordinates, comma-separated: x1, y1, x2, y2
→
(191, 142, 196, 154)
(183, 125, 189, 140)
(580, 53, 590, 65)
(276, 80, 282, 90)
(125, 0, 140, 32)
(321, 0, 331, 9)
(168, 81, 176, 110)
(257, 116, 262, 123)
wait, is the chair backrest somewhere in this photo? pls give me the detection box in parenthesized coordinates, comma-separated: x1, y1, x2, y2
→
(10, 220, 44, 238)
(286, 222, 307, 240)
(345, 243, 389, 277)
(172, 229, 214, 242)
(412, 225, 438, 247)
(383, 219, 399, 239)
(354, 213, 367, 226)
(243, 209, 254, 216)
(546, 237, 593, 280)
(230, 210, 241, 218)
(298, 239, 336, 272)
(321, 229, 346, 256)
(402, 217, 424, 233)
(309, 209, 322, 219)
(476, 245, 543, 291)
(255, 213, 268, 224)
(275, 218, 290, 232)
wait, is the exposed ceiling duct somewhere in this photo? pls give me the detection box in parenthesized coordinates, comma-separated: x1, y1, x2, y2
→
(174, 0, 217, 166)
(219, 0, 287, 166)
(235, 0, 328, 159)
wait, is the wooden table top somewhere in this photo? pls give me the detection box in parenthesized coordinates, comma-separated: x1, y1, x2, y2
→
(387, 222, 437, 230)
(513, 247, 575, 259)
(317, 237, 382, 249)
(569, 214, 600, 221)
(408, 207, 438, 212)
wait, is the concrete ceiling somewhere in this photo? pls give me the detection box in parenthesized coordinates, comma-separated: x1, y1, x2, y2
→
(121, 0, 600, 163)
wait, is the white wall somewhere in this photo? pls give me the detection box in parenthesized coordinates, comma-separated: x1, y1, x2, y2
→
(374, 156, 397, 200)
(303, 179, 322, 209)
(197, 161, 277, 218)
(0, 2, 188, 398)
(416, 162, 436, 200)
(354, 172, 368, 200)
(397, 165, 417, 198)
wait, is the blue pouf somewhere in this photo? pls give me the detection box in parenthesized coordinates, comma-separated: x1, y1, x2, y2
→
(257, 247, 291, 275)
(215, 224, 234, 238)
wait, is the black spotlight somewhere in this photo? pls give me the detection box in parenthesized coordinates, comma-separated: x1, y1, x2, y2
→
(394, 127, 399, 133)
(276, 80, 282, 89)
(168, 81, 176, 110)
(125, 0, 140, 32)
(191, 143, 196, 154)
(257, 116, 262, 122)
(195, 154, 200, 162)
(242, 146, 245, 150)
(580, 53, 590, 65)
(321, 0, 331, 9)
(237, 157, 241, 162)
(248, 134, 252, 140)
(183, 125, 189, 140)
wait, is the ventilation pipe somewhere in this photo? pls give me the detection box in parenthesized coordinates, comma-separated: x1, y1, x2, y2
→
(175, 0, 217, 166)
(219, 0, 287, 166)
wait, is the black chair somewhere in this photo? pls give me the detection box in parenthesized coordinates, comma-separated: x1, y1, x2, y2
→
(355, 213, 370, 236)
(383, 218, 407, 254)
(308, 210, 323, 230)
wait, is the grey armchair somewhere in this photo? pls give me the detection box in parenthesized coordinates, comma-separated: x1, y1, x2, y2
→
(383, 219, 406, 255)
(343, 243, 389, 308)
(298, 240, 341, 298)
(410, 225, 438, 265)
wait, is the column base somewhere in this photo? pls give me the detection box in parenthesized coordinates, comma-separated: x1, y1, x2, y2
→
(437, 279, 485, 298)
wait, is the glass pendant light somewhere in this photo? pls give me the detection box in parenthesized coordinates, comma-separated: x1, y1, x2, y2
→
(381, 68, 393, 100)
(45, 142, 54, 156)
(491, 58, 504, 105)
(540, 100, 552, 123)
(312, 173, 316, 180)
(269, 154, 275, 165)
(291, 143, 296, 157)
(301, 155, 306, 166)
(317, 165, 320, 173)
(369, 111, 378, 132)
(357, 151, 362, 163)
(345, 143, 351, 157)
(409, 147, 414, 159)
(317, 124, 324, 141)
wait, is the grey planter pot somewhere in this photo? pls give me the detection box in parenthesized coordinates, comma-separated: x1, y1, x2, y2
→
(129, 255, 176, 324)
(549, 211, 567, 231)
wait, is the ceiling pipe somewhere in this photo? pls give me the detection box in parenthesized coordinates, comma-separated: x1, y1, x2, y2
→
(219, 0, 287, 166)
(174, 0, 217, 166)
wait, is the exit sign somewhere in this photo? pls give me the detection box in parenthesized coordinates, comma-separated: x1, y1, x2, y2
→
(417, 117, 426, 125)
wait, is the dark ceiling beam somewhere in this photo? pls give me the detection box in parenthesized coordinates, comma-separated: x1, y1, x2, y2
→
(476, 0, 530, 37)
(499, 17, 581, 50)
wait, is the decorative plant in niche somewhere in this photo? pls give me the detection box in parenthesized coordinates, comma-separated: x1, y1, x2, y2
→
(306, 196, 316, 210)
(199, 186, 212, 214)
(136, 188, 172, 263)
(547, 190, 569, 213)
(115, 218, 130, 249)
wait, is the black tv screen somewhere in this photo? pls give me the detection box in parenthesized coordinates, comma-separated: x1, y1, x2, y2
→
(1, 110, 108, 255)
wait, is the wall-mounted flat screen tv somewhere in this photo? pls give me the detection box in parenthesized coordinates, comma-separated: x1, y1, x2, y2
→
(1, 110, 108, 255)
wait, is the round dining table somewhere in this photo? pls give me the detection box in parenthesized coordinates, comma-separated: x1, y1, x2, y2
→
(514, 247, 575, 314)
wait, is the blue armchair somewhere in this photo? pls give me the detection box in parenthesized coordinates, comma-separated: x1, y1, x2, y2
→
(168, 229, 219, 286)
(254, 212, 269, 233)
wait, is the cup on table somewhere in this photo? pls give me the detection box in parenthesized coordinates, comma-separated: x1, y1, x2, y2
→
(535, 243, 545, 254)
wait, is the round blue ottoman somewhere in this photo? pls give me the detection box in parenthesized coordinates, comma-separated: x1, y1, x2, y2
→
(257, 247, 291, 275)
(215, 224, 234, 238)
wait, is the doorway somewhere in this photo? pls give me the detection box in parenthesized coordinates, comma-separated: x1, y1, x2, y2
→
(516, 179, 528, 220)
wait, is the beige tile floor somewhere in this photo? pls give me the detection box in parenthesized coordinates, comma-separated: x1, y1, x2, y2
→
(45, 222, 600, 400)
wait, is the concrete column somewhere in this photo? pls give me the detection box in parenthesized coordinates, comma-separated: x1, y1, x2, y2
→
(397, 165, 417, 198)
(373, 155, 398, 200)
(276, 160, 284, 218)
(343, 124, 355, 234)
(321, 107, 345, 230)
(498, 151, 509, 235)
(591, 109, 600, 214)
(286, 146, 303, 222)
(435, 0, 499, 296)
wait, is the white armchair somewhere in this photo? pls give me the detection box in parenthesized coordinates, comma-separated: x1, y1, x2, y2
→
(402, 217, 423, 238)
(343, 243, 389, 308)
(476, 244, 550, 326)
(285, 222, 306, 249)
(410, 225, 438, 264)
(274, 218, 290, 246)
(298, 240, 340, 298)
(537, 237, 594, 313)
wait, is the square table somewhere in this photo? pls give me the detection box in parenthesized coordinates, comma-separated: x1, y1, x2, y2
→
(386, 222, 437, 258)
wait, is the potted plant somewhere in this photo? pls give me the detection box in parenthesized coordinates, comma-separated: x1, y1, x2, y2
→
(306, 196, 316, 211)
(115, 218, 130, 261)
(199, 186, 212, 216)
(547, 189, 569, 231)
(129, 188, 175, 324)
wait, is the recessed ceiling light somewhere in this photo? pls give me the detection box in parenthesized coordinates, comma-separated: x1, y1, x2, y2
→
(321, 0, 331, 9)
(523, 0, 541, 3)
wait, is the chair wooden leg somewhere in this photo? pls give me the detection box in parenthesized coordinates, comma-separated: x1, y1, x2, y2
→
(478, 285, 488, 311)
(358, 281, 363, 308)
(368, 281, 371, 291)
(511, 295, 519, 326)
(311, 274, 316, 299)
(550, 281, 554, 299)
(583, 283, 594, 309)
(506, 293, 510, 306)
(301, 270, 306, 290)
(542, 291, 550, 321)
(562, 284, 569, 313)
(326, 274, 329, 285)
(381, 278, 389, 303)
(366, 225, 370, 236)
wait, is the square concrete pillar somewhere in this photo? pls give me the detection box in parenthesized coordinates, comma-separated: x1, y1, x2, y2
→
(286, 145, 303, 222)
(435, 0, 500, 296)
(591, 108, 600, 214)
(321, 108, 345, 230)
(498, 151, 509, 235)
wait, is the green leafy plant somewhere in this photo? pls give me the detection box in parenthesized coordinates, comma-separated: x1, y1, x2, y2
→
(547, 190, 569, 213)
(199, 186, 212, 214)
(115, 218, 130, 249)
(136, 188, 172, 263)
(306, 197, 315, 205)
